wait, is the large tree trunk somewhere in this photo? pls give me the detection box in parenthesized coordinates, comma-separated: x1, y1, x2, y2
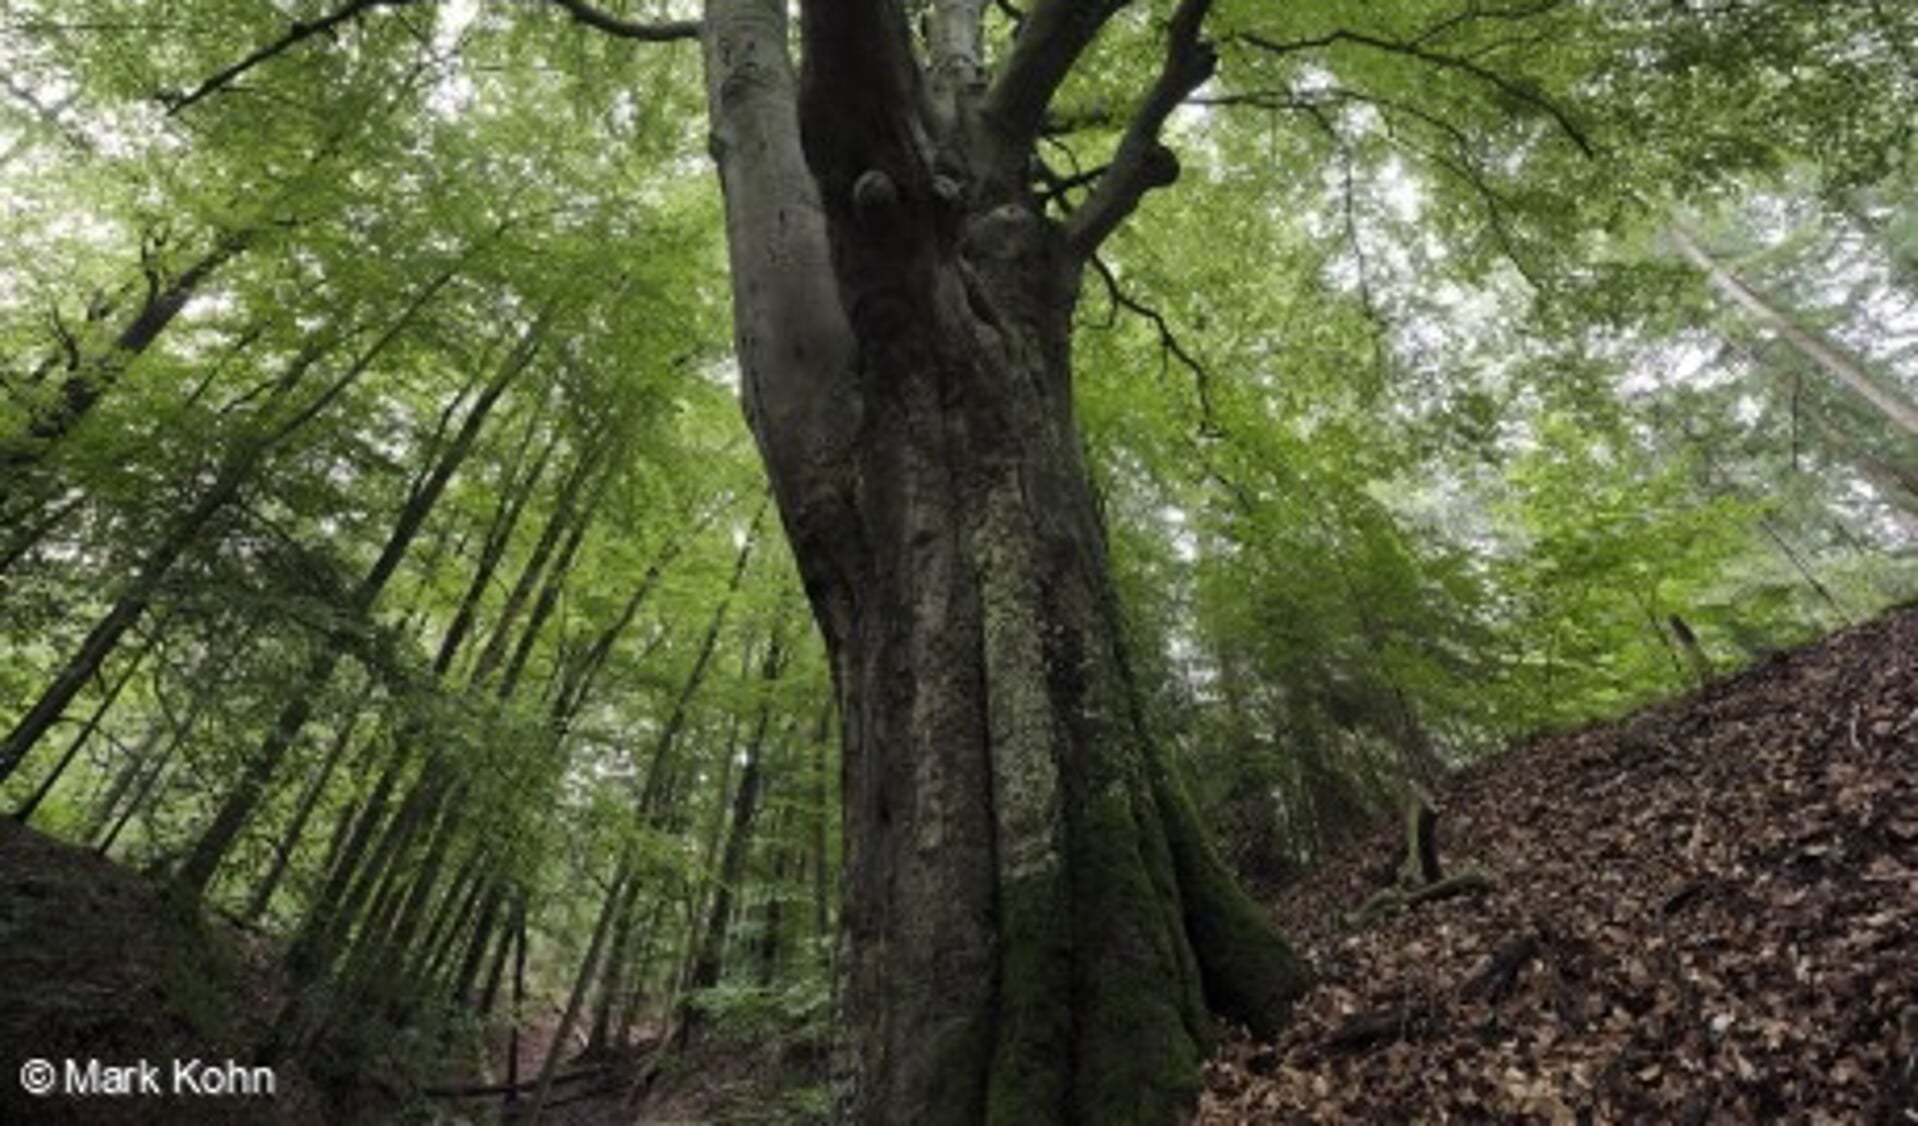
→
(700, 4, 1307, 1122)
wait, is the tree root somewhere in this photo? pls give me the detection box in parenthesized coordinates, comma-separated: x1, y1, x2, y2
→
(1353, 790, 1495, 923)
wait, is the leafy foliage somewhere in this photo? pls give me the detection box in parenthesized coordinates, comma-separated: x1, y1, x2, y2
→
(0, 0, 1913, 1115)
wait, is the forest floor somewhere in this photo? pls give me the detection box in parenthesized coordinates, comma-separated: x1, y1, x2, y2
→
(1201, 603, 1918, 1123)
(0, 820, 328, 1125)
(2, 605, 1912, 1124)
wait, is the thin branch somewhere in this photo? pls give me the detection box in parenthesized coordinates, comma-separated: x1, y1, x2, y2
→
(163, 0, 421, 115)
(0, 74, 91, 155)
(1205, 83, 1546, 288)
(544, 0, 699, 41)
(1064, 0, 1215, 256)
(1237, 26, 1592, 157)
(1038, 160, 1107, 205)
(1408, 0, 1566, 47)
(1088, 254, 1219, 434)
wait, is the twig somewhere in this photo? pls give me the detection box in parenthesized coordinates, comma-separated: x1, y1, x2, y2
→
(1236, 26, 1593, 157)
(1088, 254, 1221, 435)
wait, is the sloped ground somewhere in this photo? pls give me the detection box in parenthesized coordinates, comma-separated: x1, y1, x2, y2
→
(1202, 605, 1918, 1123)
(0, 821, 326, 1125)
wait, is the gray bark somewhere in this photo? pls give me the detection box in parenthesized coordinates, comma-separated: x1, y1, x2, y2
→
(696, 2, 1308, 1121)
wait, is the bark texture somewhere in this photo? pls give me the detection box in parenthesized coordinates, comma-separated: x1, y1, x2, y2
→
(698, 2, 1308, 1121)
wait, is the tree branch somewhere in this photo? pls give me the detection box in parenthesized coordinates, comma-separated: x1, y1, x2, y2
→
(1237, 26, 1593, 157)
(797, 0, 934, 199)
(167, 0, 696, 115)
(1063, 0, 1215, 257)
(1408, 0, 1566, 47)
(163, 0, 422, 115)
(927, 0, 990, 123)
(1088, 254, 1219, 434)
(1201, 84, 1546, 288)
(545, 0, 699, 41)
(982, 0, 1131, 153)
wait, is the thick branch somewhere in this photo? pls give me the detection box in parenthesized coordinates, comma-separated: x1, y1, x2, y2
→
(928, 0, 990, 123)
(701, 0, 859, 604)
(983, 0, 1130, 151)
(797, 0, 929, 190)
(1063, 0, 1215, 256)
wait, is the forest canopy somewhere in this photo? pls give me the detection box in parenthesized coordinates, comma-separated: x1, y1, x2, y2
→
(1, 0, 1915, 1122)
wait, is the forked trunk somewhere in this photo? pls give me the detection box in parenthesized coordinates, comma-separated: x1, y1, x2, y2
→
(701, 4, 1307, 1121)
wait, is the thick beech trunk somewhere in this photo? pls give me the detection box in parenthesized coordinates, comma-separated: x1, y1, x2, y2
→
(699, 3, 1308, 1121)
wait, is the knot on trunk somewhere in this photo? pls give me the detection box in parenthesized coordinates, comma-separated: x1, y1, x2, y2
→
(852, 169, 900, 220)
(1142, 142, 1181, 190)
(961, 203, 1041, 263)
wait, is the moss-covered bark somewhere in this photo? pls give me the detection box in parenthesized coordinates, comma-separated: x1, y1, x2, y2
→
(702, 5, 1313, 1118)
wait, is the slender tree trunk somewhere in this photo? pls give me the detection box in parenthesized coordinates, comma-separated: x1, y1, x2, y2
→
(586, 871, 645, 1057)
(687, 637, 786, 1003)
(507, 903, 528, 1109)
(477, 889, 522, 1020)
(528, 855, 629, 1123)
(4, 230, 250, 465)
(615, 892, 673, 1047)
(90, 638, 243, 854)
(84, 718, 165, 844)
(1672, 222, 1918, 439)
(12, 623, 159, 823)
(496, 488, 599, 698)
(301, 736, 410, 951)
(0, 443, 261, 784)
(450, 876, 507, 1009)
(756, 805, 795, 986)
(97, 748, 176, 858)
(1, 272, 444, 787)
(95, 740, 176, 855)
(436, 416, 557, 677)
(342, 781, 466, 994)
(244, 704, 366, 921)
(172, 323, 538, 899)
(418, 852, 487, 988)
(468, 436, 603, 689)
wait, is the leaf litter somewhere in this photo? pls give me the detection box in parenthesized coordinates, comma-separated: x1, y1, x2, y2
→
(1202, 604, 1918, 1123)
